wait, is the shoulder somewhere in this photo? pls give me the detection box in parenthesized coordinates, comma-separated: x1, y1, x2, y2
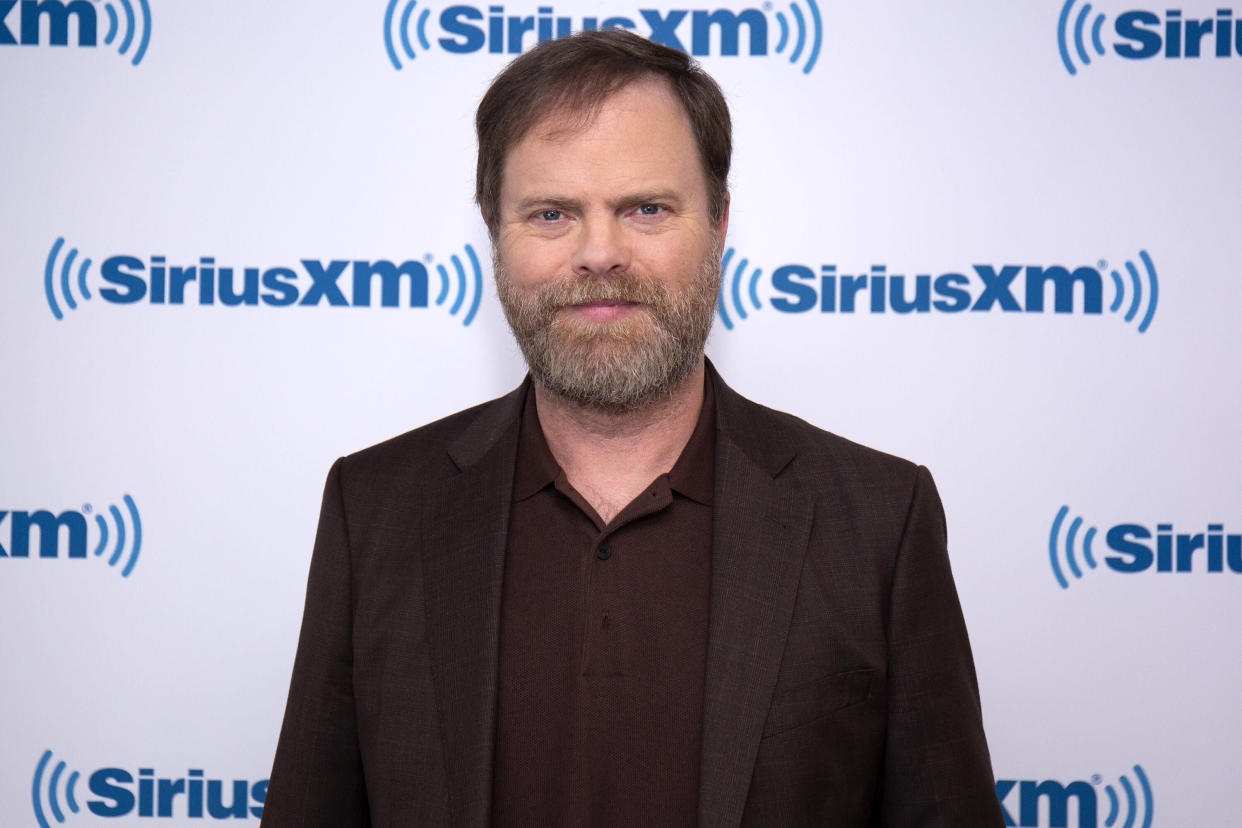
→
(713, 372, 922, 501)
(334, 381, 527, 491)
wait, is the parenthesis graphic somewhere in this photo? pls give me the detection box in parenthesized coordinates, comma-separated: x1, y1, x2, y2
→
(1092, 11, 1106, 56)
(1105, 783, 1120, 827)
(45, 238, 66, 320)
(44, 238, 92, 320)
(1109, 251, 1158, 334)
(104, 2, 119, 45)
(400, 1, 418, 61)
(32, 750, 53, 828)
(730, 255, 752, 322)
(439, 243, 482, 327)
(118, 0, 135, 56)
(1119, 774, 1138, 828)
(60, 247, 79, 311)
(107, 504, 127, 568)
(788, 3, 806, 66)
(384, 0, 403, 69)
(435, 263, 450, 306)
(133, 0, 151, 65)
(1058, 0, 1106, 76)
(462, 244, 482, 327)
(1137, 251, 1157, 333)
(774, 11, 788, 53)
(1130, 765, 1154, 828)
(449, 254, 467, 317)
(122, 494, 142, 578)
(1057, 0, 1080, 75)
(385, 0, 420, 70)
(99, 495, 141, 577)
(1049, 505, 1098, 589)
(418, 8, 431, 50)
(32, 750, 78, 828)
(93, 514, 110, 557)
(717, 248, 737, 331)
(716, 248, 764, 331)
(801, 0, 822, 74)
(1050, 505, 1071, 588)
(1073, 3, 1093, 67)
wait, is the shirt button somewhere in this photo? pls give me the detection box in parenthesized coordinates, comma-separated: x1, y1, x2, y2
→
(596, 544, 612, 561)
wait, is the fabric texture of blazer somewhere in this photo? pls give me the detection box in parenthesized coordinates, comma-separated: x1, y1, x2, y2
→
(263, 363, 1004, 827)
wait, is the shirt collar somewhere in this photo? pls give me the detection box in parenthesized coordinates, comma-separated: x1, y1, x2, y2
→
(511, 373, 716, 505)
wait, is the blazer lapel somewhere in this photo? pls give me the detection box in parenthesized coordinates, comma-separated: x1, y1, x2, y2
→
(699, 371, 814, 828)
(419, 383, 526, 828)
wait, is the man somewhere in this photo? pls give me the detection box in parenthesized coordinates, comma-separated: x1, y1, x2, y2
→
(263, 30, 1003, 827)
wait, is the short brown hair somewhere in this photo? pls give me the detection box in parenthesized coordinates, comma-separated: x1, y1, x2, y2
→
(475, 30, 732, 236)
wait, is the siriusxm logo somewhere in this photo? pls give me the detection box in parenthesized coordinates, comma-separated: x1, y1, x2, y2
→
(1050, 505, 1241, 588)
(32, 750, 266, 825)
(996, 765, 1153, 828)
(0, 494, 141, 578)
(0, 0, 151, 65)
(44, 238, 485, 325)
(1058, 1, 1241, 74)
(715, 247, 1159, 333)
(382, 0, 823, 73)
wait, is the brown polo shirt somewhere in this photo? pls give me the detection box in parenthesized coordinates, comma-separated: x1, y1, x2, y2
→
(493, 379, 715, 827)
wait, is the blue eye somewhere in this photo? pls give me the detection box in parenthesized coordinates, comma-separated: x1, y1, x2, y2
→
(538, 209, 562, 222)
(637, 204, 662, 216)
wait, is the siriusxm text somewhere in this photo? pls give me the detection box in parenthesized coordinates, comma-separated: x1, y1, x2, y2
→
(0, 509, 86, 558)
(88, 768, 266, 819)
(1114, 8, 1242, 59)
(99, 255, 431, 307)
(437, 5, 767, 55)
(996, 778, 1096, 828)
(0, 0, 95, 46)
(1106, 522, 1241, 574)
(769, 264, 1106, 314)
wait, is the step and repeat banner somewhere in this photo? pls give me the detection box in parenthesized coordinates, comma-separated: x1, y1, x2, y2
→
(2, 1, 1239, 825)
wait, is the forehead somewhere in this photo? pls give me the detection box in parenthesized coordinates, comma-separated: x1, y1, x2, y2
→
(500, 77, 706, 202)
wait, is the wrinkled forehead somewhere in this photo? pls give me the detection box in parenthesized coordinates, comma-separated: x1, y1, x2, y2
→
(516, 74, 684, 151)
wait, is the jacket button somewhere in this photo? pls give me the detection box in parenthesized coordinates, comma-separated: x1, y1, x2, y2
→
(596, 545, 612, 561)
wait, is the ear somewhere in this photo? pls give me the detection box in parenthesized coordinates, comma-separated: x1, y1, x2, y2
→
(715, 194, 731, 246)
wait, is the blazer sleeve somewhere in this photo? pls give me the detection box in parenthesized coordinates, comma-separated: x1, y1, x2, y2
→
(875, 465, 1004, 827)
(262, 459, 371, 827)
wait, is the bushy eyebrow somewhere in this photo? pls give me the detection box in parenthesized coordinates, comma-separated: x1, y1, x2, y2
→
(512, 190, 686, 217)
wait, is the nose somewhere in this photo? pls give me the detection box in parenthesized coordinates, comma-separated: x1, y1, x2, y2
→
(570, 216, 630, 277)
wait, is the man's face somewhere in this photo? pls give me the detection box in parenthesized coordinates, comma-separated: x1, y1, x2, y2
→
(493, 76, 727, 412)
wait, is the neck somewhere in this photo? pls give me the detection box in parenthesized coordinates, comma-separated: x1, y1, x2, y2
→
(533, 358, 707, 523)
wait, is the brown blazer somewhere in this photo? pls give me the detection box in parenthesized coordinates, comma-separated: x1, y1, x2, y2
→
(263, 364, 1003, 827)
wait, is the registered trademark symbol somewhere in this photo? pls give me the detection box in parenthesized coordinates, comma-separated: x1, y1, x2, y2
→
(763, 1, 772, 8)
(1091, 774, 1102, 785)
(424, 253, 434, 263)
(83, 503, 92, 513)
(1098, 259, 1108, 270)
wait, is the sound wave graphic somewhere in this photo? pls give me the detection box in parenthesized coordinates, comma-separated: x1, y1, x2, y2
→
(1102, 765, 1154, 828)
(1106, 250, 1158, 334)
(32, 750, 81, 828)
(91, 494, 143, 578)
(384, 0, 432, 70)
(1058, 0, 1107, 75)
(1049, 505, 1100, 589)
(716, 247, 763, 331)
(432, 243, 484, 326)
(769, 0, 823, 75)
(100, 0, 152, 66)
(44, 238, 94, 321)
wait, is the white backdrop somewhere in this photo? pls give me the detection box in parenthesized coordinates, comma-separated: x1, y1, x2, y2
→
(2, 1, 1239, 825)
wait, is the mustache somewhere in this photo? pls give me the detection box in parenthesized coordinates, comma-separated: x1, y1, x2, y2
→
(530, 272, 672, 310)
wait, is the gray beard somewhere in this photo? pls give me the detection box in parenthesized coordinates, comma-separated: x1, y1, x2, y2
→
(493, 249, 721, 412)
